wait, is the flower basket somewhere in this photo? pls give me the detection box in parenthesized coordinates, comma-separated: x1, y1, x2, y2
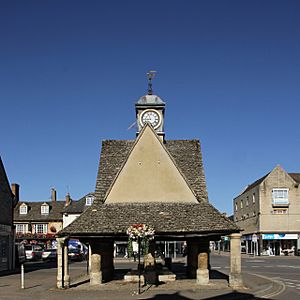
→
(126, 224, 155, 257)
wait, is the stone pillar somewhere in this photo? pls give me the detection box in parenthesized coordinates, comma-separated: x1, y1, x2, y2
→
(63, 243, 70, 288)
(88, 244, 92, 274)
(229, 233, 243, 288)
(100, 241, 114, 282)
(90, 252, 102, 285)
(89, 240, 114, 285)
(187, 240, 199, 278)
(196, 240, 210, 285)
(56, 237, 68, 289)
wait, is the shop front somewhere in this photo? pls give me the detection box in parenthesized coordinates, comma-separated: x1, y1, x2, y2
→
(261, 233, 298, 256)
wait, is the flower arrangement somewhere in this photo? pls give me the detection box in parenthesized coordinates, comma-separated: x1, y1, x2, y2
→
(126, 223, 155, 240)
(126, 223, 155, 257)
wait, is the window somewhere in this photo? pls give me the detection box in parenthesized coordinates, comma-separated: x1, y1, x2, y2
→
(85, 195, 94, 206)
(34, 224, 47, 234)
(41, 203, 49, 215)
(246, 196, 249, 207)
(16, 224, 27, 233)
(235, 202, 238, 211)
(252, 193, 256, 204)
(19, 204, 27, 215)
(240, 200, 243, 209)
(272, 188, 289, 205)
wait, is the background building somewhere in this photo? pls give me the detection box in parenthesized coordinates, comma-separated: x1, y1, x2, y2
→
(0, 157, 18, 272)
(14, 188, 65, 248)
(233, 165, 300, 256)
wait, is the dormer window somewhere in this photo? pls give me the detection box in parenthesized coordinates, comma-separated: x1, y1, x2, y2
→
(19, 203, 28, 215)
(41, 203, 49, 215)
(85, 195, 94, 206)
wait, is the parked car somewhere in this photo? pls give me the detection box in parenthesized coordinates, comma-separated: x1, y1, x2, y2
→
(68, 249, 85, 261)
(42, 249, 57, 261)
(25, 244, 43, 261)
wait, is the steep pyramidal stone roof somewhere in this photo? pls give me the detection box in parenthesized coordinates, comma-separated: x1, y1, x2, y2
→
(94, 139, 208, 203)
(60, 202, 239, 237)
(59, 137, 239, 237)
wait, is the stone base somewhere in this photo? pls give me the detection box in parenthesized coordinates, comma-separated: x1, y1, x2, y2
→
(57, 279, 63, 289)
(64, 275, 70, 288)
(229, 273, 243, 289)
(196, 269, 209, 285)
(90, 271, 102, 285)
(124, 273, 145, 284)
(158, 268, 176, 282)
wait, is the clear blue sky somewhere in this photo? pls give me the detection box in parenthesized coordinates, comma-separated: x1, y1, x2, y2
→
(1, 1, 300, 214)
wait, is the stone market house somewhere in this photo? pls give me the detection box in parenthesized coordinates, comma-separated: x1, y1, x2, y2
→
(58, 84, 242, 288)
(0, 156, 19, 272)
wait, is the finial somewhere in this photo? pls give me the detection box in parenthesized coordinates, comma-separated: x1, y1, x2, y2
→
(147, 70, 157, 95)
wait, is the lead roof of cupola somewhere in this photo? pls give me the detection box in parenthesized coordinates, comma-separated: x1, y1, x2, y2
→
(136, 94, 165, 106)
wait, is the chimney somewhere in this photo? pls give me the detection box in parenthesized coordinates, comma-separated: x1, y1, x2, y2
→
(51, 188, 57, 202)
(65, 193, 71, 206)
(11, 183, 19, 205)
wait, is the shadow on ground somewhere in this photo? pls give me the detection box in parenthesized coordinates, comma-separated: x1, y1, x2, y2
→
(142, 291, 274, 299)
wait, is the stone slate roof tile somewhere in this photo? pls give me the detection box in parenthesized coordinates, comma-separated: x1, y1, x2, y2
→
(62, 138, 238, 236)
(60, 202, 239, 236)
(95, 139, 208, 204)
(14, 201, 65, 222)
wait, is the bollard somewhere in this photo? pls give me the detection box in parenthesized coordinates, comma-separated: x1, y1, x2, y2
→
(21, 264, 25, 289)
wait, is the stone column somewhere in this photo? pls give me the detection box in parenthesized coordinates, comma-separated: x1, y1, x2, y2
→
(187, 240, 199, 278)
(88, 244, 92, 274)
(90, 252, 102, 285)
(89, 240, 115, 285)
(56, 237, 68, 289)
(196, 239, 209, 285)
(229, 233, 243, 288)
(63, 243, 70, 288)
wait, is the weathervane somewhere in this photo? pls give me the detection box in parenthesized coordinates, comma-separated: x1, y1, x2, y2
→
(147, 70, 157, 95)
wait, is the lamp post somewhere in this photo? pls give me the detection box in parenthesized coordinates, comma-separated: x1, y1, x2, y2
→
(138, 236, 141, 294)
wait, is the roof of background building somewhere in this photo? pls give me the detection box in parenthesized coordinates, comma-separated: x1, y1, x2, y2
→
(289, 173, 300, 183)
(238, 171, 300, 197)
(64, 192, 95, 214)
(14, 201, 65, 222)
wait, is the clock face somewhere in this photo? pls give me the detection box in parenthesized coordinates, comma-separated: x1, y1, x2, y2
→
(140, 110, 161, 129)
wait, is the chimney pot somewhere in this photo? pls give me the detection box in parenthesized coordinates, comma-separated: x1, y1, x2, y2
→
(65, 193, 71, 206)
(11, 183, 20, 204)
(51, 188, 57, 202)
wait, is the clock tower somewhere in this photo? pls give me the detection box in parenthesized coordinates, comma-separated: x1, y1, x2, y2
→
(135, 71, 165, 140)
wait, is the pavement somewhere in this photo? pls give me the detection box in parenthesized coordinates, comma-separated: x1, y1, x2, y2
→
(0, 256, 285, 300)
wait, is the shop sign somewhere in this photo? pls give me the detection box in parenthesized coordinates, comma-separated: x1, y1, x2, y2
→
(262, 233, 298, 240)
